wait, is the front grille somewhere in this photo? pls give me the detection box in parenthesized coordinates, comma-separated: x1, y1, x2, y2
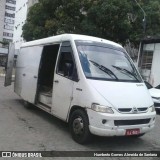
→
(114, 119, 151, 126)
(154, 103, 160, 107)
(118, 108, 132, 112)
(118, 107, 148, 113)
(137, 107, 148, 112)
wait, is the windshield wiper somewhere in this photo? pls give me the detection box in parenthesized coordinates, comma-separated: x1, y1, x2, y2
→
(89, 60, 119, 81)
(112, 65, 139, 81)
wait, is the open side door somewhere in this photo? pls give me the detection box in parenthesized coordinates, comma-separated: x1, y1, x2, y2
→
(4, 43, 15, 87)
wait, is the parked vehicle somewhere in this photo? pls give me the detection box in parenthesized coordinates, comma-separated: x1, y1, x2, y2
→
(155, 84, 160, 89)
(144, 81, 160, 112)
(5, 34, 156, 144)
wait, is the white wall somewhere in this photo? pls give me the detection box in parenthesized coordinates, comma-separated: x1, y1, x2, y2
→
(150, 43, 160, 87)
(143, 44, 155, 51)
(13, 0, 39, 50)
(13, 0, 28, 49)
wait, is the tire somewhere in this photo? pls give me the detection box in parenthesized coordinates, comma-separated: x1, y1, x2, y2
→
(69, 109, 91, 144)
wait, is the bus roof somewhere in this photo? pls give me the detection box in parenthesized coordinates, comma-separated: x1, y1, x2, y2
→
(21, 34, 122, 48)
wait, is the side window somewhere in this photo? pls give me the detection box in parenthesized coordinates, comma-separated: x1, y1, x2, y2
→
(57, 42, 78, 80)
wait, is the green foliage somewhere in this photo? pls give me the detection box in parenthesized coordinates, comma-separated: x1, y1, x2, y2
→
(22, 0, 160, 45)
(82, 0, 132, 43)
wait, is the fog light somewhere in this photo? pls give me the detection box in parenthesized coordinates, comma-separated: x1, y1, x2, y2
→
(102, 119, 107, 124)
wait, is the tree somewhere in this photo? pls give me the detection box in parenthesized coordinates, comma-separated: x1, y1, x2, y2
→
(22, 0, 160, 45)
(22, 0, 91, 40)
(128, 0, 160, 44)
(81, 0, 132, 43)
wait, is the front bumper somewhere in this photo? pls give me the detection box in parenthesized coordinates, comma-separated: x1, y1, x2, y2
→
(87, 109, 156, 136)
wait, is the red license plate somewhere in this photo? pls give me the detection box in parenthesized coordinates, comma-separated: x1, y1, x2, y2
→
(125, 129, 140, 136)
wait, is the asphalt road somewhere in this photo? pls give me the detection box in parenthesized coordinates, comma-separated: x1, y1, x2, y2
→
(0, 77, 159, 160)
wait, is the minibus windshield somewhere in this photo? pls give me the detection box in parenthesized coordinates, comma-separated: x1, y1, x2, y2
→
(75, 41, 142, 82)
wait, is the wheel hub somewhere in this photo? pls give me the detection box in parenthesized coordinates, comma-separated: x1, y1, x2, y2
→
(73, 117, 84, 135)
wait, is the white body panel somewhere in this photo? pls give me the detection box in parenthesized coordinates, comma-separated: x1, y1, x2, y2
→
(15, 46, 43, 103)
(13, 34, 156, 137)
(88, 109, 155, 136)
(149, 88, 160, 98)
(88, 80, 153, 109)
(52, 74, 74, 120)
(148, 88, 160, 109)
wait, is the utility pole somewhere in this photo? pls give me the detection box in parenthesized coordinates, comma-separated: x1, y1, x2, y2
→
(134, 0, 146, 67)
(134, 0, 146, 34)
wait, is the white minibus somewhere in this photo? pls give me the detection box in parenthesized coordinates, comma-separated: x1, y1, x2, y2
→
(5, 34, 156, 144)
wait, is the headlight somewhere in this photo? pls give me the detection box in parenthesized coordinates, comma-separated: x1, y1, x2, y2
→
(91, 103, 114, 114)
(149, 105, 155, 112)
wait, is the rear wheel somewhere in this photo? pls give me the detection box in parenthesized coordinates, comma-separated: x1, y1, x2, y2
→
(69, 109, 91, 144)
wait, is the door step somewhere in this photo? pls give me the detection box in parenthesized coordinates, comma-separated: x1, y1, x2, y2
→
(36, 102, 51, 113)
(39, 92, 52, 105)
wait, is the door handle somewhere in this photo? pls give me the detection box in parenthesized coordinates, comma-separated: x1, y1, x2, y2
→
(22, 73, 26, 76)
(54, 80, 59, 83)
(34, 76, 38, 79)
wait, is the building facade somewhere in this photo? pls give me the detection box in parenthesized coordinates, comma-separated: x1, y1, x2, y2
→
(0, 0, 16, 46)
(0, 0, 16, 66)
(0, 0, 6, 47)
(13, 0, 38, 50)
(13, 0, 28, 50)
(0, 0, 38, 66)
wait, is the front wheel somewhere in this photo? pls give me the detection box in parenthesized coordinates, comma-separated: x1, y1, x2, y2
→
(69, 109, 91, 144)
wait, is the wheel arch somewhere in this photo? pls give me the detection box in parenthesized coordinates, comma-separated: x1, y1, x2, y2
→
(67, 105, 88, 123)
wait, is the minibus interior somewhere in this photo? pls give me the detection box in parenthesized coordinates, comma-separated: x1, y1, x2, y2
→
(37, 44, 60, 108)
